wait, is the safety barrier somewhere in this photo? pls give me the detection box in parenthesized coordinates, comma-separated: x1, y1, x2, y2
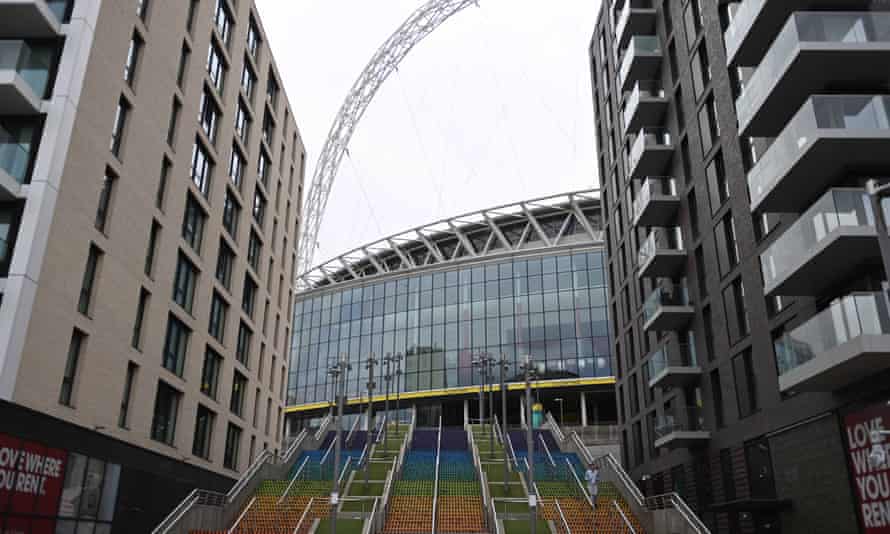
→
(546, 412, 566, 443)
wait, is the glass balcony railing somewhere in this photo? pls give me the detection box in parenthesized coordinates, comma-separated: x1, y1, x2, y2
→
(629, 127, 671, 174)
(615, 0, 653, 43)
(647, 341, 698, 379)
(637, 227, 683, 268)
(642, 283, 690, 324)
(655, 406, 707, 439)
(724, 0, 765, 62)
(737, 12, 890, 131)
(0, 40, 54, 98)
(0, 124, 35, 184)
(775, 292, 890, 376)
(632, 176, 676, 223)
(748, 95, 890, 209)
(619, 36, 661, 86)
(622, 80, 665, 131)
(760, 188, 878, 289)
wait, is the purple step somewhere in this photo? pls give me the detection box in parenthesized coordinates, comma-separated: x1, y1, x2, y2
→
(411, 430, 438, 450)
(348, 430, 368, 451)
(440, 429, 468, 451)
(508, 430, 560, 452)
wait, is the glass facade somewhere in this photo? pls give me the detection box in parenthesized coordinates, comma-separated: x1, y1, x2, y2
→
(288, 247, 611, 406)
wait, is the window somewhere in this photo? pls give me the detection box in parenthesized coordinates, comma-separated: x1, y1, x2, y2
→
(131, 287, 150, 349)
(236, 321, 251, 366)
(138, 219, 160, 279)
(172, 252, 198, 313)
(264, 397, 271, 434)
(124, 32, 143, 85)
(136, 0, 149, 20)
(151, 381, 181, 445)
(723, 277, 749, 344)
(206, 41, 226, 93)
(199, 89, 220, 144)
(95, 169, 116, 233)
(690, 42, 711, 101)
(246, 18, 261, 59)
(223, 189, 240, 239)
(167, 97, 181, 146)
(110, 97, 130, 157)
(241, 60, 256, 101)
(201, 347, 223, 399)
(162, 314, 190, 376)
(242, 275, 257, 317)
(252, 187, 266, 226)
(706, 151, 728, 214)
(229, 145, 245, 189)
(234, 100, 250, 144)
(182, 194, 206, 253)
(258, 149, 270, 185)
(698, 96, 720, 155)
(710, 369, 724, 428)
(192, 405, 215, 459)
(715, 212, 739, 276)
(191, 139, 213, 197)
(186, 0, 199, 33)
(703, 304, 715, 361)
(59, 329, 85, 406)
(247, 230, 262, 271)
(213, 0, 232, 46)
(216, 240, 235, 289)
(694, 246, 708, 298)
(252, 388, 260, 427)
(231, 371, 247, 417)
(223, 423, 242, 470)
(266, 73, 279, 107)
(78, 244, 102, 315)
(683, 0, 701, 49)
(119, 362, 138, 428)
(261, 111, 274, 147)
(177, 41, 190, 88)
(208, 291, 228, 343)
(687, 187, 699, 239)
(733, 349, 758, 418)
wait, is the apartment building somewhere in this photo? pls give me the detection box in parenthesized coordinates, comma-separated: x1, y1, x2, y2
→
(591, 1, 890, 532)
(0, 1, 305, 532)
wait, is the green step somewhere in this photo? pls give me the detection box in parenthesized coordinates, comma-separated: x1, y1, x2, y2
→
(503, 520, 550, 534)
(346, 481, 385, 497)
(488, 483, 525, 499)
(483, 464, 520, 483)
(316, 518, 365, 534)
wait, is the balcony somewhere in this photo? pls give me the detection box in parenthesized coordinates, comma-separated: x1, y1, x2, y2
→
(776, 291, 890, 393)
(632, 177, 679, 227)
(0, 121, 38, 198)
(637, 227, 685, 279)
(0, 0, 65, 38)
(723, 0, 867, 66)
(761, 189, 879, 297)
(0, 40, 54, 114)
(654, 406, 710, 449)
(748, 95, 890, 214)
(614, 0, 656, 52)
(737, 12, 890, 137)
(642, 283, 693, 332)
(627, 127, 672, 181)
(622, 80, 668, 135)
(647, 339, 700, 389)
(0, 204, 22, 277)
(618, 36, 662, 91)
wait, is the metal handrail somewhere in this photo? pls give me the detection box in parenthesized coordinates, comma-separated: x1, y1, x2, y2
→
(613, 500, 637, 534)
(346, 413, 361, 446)
(546, 412, 566, 442)
(480, 469, 492, 530)
(538, 434, 556, 467)
(594, 453, 645, 507)
(293, 497, 314, 534)
(278, 456, 310, 504)
(505, 431, 519, 469)
(281, 429, 308, 464)
(315, 412, 333, 441)
(151, 488, 205, 534)
(570, 432, 595, 465)
(227, 449, 272, 502)
(566, 457, 593, 508)
(555, 499, 572, 534)
(493, 415, 504, 445)
(227, 496, 256, 534)
(338, 457, 353, 490)
(358, 439, 370, 469)
(431, 415, 442, 534)
(381, 455, 398, 521)
(362, 496, 380, 534)
(320, 433, 337, 465)
(645, 493, 710, 533)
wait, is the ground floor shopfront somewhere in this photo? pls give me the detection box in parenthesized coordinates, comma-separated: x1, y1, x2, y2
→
(0, 401, 233, 534)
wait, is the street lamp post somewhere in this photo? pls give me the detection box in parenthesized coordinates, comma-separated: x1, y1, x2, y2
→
(383, 353, 392, 458)
(520, 355, 538, 534)
(472, 354, 487, 432)
(329, 355, 351, 534)
(394, 353, 403, 436)
(499, 354, 509, 494)
(487, 355, 495, 459)
(364, 353, 377, 489)
(555, 398, 564, 426)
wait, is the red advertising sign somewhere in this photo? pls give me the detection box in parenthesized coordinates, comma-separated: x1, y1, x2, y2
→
(846, 403, 890, 532)
(0, 433, 67, 519)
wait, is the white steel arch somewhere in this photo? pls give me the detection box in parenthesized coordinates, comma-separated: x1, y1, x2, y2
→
(297, 0, 479, 278)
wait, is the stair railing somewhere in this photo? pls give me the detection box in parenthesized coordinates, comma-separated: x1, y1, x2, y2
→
(555, 499, 572, 534)
(345, 414, 362, 448)
(151, 489, 206, 534)
(375, 414, 387, 443)
(431, 415, 442, 534)
(569, 432, 595, 465)
(362, 496, 380, 534)
(505, 431, 519, 469)
(381, 456, 398, 527)
(493, 415, 504, 445)
(278, 455, 310, 504)
(614, 500, 638, 534)
(227, 496, 255, 534)
(315, 412, 333, 441)
(645, 493, 710, 534)
(292, 497, 314, 534)
(538, 434, 556, 467)
(281, 429, 309, 465)
(320, 433, 337, 465)
(337, 457, 353, 492)
(565, 457, 593, 509)
(227, 449, 272, 503)
(593, 452, 645, 507)
(546, 412, 566, 443)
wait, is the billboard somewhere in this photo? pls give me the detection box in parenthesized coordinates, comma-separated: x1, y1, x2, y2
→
(845, 402, 890, 532)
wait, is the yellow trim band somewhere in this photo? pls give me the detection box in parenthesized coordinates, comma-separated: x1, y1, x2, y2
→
(284, 376, 616, 414)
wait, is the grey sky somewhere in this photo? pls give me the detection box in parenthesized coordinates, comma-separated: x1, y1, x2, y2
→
(256, 0, 603, 269)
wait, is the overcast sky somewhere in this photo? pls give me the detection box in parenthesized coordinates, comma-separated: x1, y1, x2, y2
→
(255, 0, 603, 269)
